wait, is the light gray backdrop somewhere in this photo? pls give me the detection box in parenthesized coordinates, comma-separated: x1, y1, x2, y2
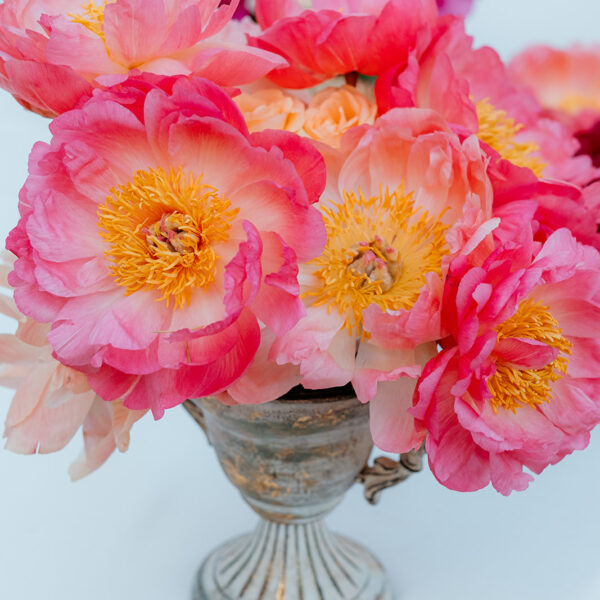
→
(1, 1, 600, 599)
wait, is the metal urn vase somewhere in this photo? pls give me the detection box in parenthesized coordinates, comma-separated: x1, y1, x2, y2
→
(183, 386, 423, 600)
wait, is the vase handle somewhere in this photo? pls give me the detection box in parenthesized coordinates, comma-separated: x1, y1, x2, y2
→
(183, 399, 211, 444)
(357, 446, 425, 505)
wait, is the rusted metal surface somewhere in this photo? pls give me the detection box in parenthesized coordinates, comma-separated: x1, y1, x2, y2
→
(195, 392, 374, 523)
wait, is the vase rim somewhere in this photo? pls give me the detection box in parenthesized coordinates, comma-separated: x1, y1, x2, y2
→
(278, 383, 356, 402)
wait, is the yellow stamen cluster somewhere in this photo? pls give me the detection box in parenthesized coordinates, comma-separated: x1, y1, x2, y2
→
(304, 186, 449, 336)
(70, 2, 110, 39)
(98, 167, 238, 308)
(488, 299, 572, 413)
(558, 93, 600, 114)
(476, 98, 546, 177)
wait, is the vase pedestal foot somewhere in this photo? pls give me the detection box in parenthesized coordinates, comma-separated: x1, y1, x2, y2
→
(193, 520, 392, 600)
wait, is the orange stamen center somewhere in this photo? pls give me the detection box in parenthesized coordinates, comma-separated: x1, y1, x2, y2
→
(98, 167, 238, 308)
(304, 187, 449, 337)
(488, 299, 572, 413)
(70, 2, 110, 40)
(476, 98, 547, 177)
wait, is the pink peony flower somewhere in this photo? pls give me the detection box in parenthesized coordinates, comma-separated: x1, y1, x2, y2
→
(0, 254, 146, 479)
(509, 45, 600, 132)
(0, 0, 286, 116)
(410, 228, 600, 494)
(250, 0, 438, 88)
(266, 108, 496, 451)
(7, 75, 327, 418)
(375, 18, 600, 187)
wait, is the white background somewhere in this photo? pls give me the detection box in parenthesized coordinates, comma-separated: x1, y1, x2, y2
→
(1, 1, 600, 599)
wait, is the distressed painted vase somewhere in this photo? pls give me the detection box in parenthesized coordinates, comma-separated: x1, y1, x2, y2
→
(184, 386, 423, 600)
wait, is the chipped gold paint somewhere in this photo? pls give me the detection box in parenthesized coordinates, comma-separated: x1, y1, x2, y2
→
(292, 408, 346, 429)
(222, 455, 291, 499)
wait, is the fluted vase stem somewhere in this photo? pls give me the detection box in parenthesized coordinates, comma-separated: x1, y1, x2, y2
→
(194, 519, 390, 600)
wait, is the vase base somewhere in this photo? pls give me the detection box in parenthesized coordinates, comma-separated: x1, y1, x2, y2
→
(193, 522, 392, 600)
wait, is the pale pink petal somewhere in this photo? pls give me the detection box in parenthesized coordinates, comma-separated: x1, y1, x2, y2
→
(251, 231, 305, 336)
(2, 59, 92, 116)
(270, 304, 346, 366)
(189, 44, 288, 86)
(68, 399, 116, 481)
(352, 341, 425, 403)
(489, 453, 534, 496)
(494, 337, 559, 369)
(69, 398, 147, 480)
(103, 0, 169, 68)
(300, 347, 354, 389)
(44, 15, 117, 76)
(5, 363, 96, 455)
(227, 329, 301, 404)
(369, 378, 425, 453)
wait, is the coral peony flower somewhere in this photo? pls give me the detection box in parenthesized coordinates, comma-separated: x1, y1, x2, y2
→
(0, 0, 286, 116)
(411, 228, 600, 495)
(509, 45, 600, 131)
(303, 84, 377, 148)
(0, 254, 146, 478)
(234, 87, 305, 133)
(7, 75, 326, 418)
(250, 0, 437, 88)
(268, 108, 496, 451)
(375, 18, 599, 186)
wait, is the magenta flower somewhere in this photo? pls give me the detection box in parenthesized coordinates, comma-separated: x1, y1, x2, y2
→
(250, 0, 438, 88)
(7, 75, 326, 417)
(411, 228, 600, 494)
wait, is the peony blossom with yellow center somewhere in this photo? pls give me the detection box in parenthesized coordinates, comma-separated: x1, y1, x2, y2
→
(0, 0, 287, 117)
(98, 166, 239, 309)
(304, 186, 448, 337)
(266, 107, 494, 443)
(7, 75, 327, 417)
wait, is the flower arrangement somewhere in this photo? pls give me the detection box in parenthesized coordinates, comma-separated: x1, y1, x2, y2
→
(1, 0, 600, 508)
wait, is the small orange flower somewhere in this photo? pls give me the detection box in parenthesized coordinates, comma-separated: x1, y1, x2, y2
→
(303, 85, 377, 147)
(234, 88, 306, 133)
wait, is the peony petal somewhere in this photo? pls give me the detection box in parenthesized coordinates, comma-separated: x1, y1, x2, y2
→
(175, 308, 261, 400)
(494, 337, 559, 369)
(369, 378, 425, 453)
